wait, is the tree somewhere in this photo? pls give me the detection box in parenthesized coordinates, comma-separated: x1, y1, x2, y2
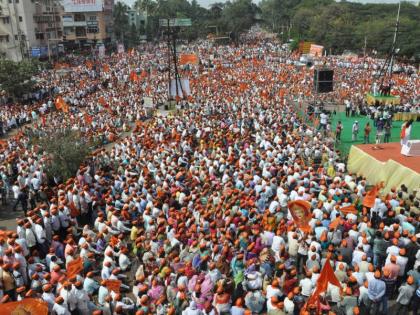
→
(32, 129, 95, 183)
(113, 2, 130, 46)
(221, 0, 258, 40)
(0, 59, 39, 99)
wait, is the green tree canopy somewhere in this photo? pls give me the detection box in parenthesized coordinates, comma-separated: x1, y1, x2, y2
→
(0, 59, 39, 99)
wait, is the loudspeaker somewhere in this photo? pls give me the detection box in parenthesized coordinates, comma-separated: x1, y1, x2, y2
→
(314, 69, 334, 93)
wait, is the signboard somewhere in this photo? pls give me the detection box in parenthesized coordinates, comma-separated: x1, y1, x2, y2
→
(170, 78, 191, 97)
(143, 97, 153, 108)
(159, 18, 192, 27)
(31, 47, 41, 58)
(62, 0, 103, 13)
(117, 43, 124, 54)
(309, 44, 324, 57)
(98, 45, 105, 58)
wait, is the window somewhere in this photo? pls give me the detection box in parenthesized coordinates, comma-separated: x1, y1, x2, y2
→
(35, 33, 44, 40)
(2, 17, 10, 24)
(15, 0, 19, 3)
(14, 34, 18, 40)
(74, 14, 85, 22)
(0, 35, 10, 43)
(89, 15, 97, 21)
(21, 34, 25, 40)
(87, 26, 98, 33)
(19, 16, 22, 22)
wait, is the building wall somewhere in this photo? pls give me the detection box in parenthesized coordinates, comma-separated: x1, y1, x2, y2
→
(0, 0, 63, 60)
(61, 0, 113, 46)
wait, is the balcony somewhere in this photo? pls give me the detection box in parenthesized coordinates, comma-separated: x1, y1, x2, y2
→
(63, 20, 86, 27)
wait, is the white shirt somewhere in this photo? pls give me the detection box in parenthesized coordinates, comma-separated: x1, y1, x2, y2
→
(300, 278, 314, 296)
(52, 303, 71, 315)
(119, 253, 130, 271)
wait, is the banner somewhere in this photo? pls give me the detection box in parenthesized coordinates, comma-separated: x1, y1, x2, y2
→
(179, 54, 199, 65)
(62, 0, 103, 13)
(143, 97, 153, 108)
(1, 298, 48, 315)
(67, 256, 83, 279)
(98, 45, 106, 59)
(288, 200, 312, 233)
(169, 78, 191, 97)
(105, 279, 121, 293)
(309, 44, 324, 57)
(117, 43, 124, 54)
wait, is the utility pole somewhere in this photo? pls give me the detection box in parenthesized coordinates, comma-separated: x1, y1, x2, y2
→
(363, 36, 367, 58)
(388, 1, 400, 75)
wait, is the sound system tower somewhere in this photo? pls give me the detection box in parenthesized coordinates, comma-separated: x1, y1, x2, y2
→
(314, 69, 334, 93)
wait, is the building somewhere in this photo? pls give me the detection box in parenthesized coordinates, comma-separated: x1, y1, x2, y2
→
(0, 0, 62, 61)
(61, 0, 114, 50)
(127, 8, 146, 30)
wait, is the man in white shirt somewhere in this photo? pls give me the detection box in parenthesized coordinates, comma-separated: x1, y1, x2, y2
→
(300, 272, 314, 297)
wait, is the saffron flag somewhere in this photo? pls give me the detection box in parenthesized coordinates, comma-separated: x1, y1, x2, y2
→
(55, 96, 64, 110)
(103, 64, 110, 72)
(288, 200, 312, 233)
(340, 204, 358, 215)
(1, 298, 48, 315)
(302, 258, 342, 314)
(362, 185, 379, 208)
(179, 54, 199, 65)
(130, 71, 139, 82)
(98, 96, 106, 106)
(105, 279, 121, 293)
(67, 256, 83, 279)
(84, 113, 93, 125)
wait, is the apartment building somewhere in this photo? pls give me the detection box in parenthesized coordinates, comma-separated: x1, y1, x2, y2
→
(0, 0, 62, 60)
(61, 0, 114, 50)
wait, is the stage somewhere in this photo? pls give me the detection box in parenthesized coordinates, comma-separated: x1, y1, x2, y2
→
(366, 93, 400, 105)
(347, 143, 420, 193)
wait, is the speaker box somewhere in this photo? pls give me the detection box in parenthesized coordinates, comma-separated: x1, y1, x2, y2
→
(314, 69, 334, 93)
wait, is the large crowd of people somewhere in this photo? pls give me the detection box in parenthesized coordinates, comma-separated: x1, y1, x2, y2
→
(0, 33, 419, 315)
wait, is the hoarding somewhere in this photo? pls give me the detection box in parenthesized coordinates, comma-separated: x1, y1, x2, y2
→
(62, 0, 103, 13)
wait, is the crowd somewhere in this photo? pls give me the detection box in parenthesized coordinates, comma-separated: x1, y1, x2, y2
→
(0, 34, 419, 315)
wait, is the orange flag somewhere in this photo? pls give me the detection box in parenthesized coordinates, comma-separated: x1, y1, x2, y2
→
(130, 71, 138, 82)
(362, 185, 379, 208)
(303, 258, 342, 313)
(67, 256, 83, 279)
(55, 96, 64, 110)
(288, 200, 312, 233)
(103, 64, 110, 72)
(329, 217, 341, 229)
(98, 96, 106, 106)
(84, 113, 93, 125)
(1, 298, 48, 315)
(105, 279, 121, 293)
(140, 70, 148, 79)
(85, 60, 93, 69)
(62, 102, 69, 113)
(179, 54, 199, 65)
(340, 204, 358, 215)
